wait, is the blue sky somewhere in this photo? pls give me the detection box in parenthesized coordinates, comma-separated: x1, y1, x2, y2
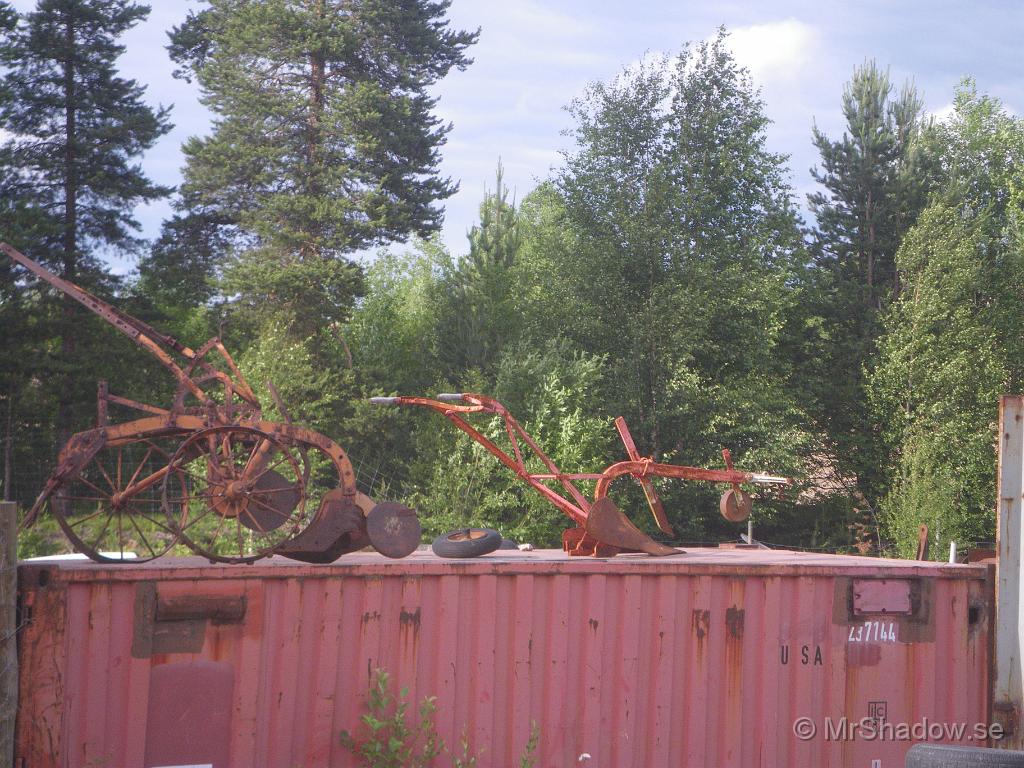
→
(8, 1, 1023, 271)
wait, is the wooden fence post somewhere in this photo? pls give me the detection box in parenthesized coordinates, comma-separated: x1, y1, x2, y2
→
(996, 396, 1024, 746)
(0, 501, 16, 768)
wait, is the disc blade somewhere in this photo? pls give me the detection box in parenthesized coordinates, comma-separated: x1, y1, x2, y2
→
(239, 469, 300, 531)
(366, 502, 421, 559)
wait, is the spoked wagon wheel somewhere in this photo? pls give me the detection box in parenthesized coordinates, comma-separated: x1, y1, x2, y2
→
(162, 425, 312, 563)
(49, 439, 183, 563)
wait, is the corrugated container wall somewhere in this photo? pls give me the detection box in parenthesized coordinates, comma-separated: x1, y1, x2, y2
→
(16, 550, 992, 768)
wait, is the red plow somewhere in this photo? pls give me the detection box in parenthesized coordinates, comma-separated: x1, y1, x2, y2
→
(372, 393, 791, 556)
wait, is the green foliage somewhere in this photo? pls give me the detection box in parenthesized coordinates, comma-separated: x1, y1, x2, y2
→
(407, 341, 612, 546)
(340, 668, 540, 768)
(237, 322, 354, 433)
(0, 0, 172, 257)
(135, 212, 228, 310)
(527, 30, 809, 539)
(222, 245, 366, 338)
(881, 433, 996, 559)
(170, 0, 478, 255)
(519, 723, 540, 768)
(164, 0, 479, 417)
(8, 7, 1024, 565)
(16, 512, 67, 559)
(0, 0, 170, 505)
(348, 241, 447, 392)
(340, 669, 444, 768)
(437, 160, 523, 374)
(450, 729, 481, 768)
(870, 83, 1024, 555)
(805, 61, 934, 517)
(810, 60, 932, 309)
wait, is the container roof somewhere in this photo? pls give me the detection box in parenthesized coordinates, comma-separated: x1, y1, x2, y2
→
(19, 547, 989, 582)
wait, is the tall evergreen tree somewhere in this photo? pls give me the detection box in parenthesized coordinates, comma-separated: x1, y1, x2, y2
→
(806, 61, 931, 531)
(0, 0, 171, 445)
(439, 160, 522, 373)
(467, 159, 521, 271)
(810, 61, 929, 312)
(168, 0, 478, 332)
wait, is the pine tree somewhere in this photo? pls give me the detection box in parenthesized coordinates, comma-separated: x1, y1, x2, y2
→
(467, 159, 521, 271)
(806, 61, 931, 528)
(0, 0, 171, 445)
(168, 0, 478, 331)
(440, 160, 522, 373)
(810, 61, 929, 312)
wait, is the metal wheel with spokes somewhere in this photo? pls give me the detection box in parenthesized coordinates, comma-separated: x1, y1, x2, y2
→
(50, 439, 183, 563)
(162, 425, 311, 563)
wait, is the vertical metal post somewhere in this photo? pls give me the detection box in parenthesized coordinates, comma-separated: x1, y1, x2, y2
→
(0, 500, 16, 766)
(995, 396, 1024, 744)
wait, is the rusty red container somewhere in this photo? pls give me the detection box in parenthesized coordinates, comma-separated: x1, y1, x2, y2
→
(16, 549, 993, 767)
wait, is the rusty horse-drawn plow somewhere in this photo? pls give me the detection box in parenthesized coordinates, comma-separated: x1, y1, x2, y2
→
(372, 393, 792, 557)
(3, 243, 420, 564)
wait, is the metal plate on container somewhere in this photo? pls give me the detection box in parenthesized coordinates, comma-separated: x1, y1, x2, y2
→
(853, 578, 914, 615)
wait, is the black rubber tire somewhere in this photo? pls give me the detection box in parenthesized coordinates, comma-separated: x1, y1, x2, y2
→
(431, 528, 502, 558)
(499, 538, 518, 550)
(906, 744, 1024, 766)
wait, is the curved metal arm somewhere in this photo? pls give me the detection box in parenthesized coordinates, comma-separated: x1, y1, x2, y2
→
(370, 393, 591, 524)
(1, 242, 214, 403)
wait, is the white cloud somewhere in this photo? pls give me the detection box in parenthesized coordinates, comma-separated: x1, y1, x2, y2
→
(930, 102, 956, 122)
(726, 19, 819, 84)
(617, 20, 820, 100)
(492, 1, 599, 40)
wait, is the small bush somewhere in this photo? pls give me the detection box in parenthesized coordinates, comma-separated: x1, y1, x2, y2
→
(341, 668, 541, 768)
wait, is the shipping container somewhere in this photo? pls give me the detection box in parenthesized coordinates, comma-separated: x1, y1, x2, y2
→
(16, 548, 993, 768)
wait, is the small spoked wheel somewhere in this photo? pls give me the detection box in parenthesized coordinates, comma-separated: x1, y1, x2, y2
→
(50, 439, 182, 563)
(431, 528, 502, 558)
(162, 425, 311, 563)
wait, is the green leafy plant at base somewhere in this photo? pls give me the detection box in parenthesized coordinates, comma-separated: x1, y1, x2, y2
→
(340, 669, 443, 768)
(451, 728, 481, 768)
(519, 722, 540, 768)
(341, 669, 541, 768)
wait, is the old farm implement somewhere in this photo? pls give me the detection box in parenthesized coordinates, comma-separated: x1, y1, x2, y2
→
(2, 243, 420, 564)
(372, 393, 791, 557)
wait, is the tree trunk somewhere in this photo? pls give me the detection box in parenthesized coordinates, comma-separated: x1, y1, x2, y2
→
(57, 11, 78, 449)
(0, 500, 16, 768)
(865, 187, 875, 311)
(303, 0, 326, 260)
(1, 391, 12, 502)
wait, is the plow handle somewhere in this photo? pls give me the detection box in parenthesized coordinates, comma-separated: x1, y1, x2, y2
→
(436, 393, 465, 402)
(1, 242, 194, 359)
(613, 417, 673, 535)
